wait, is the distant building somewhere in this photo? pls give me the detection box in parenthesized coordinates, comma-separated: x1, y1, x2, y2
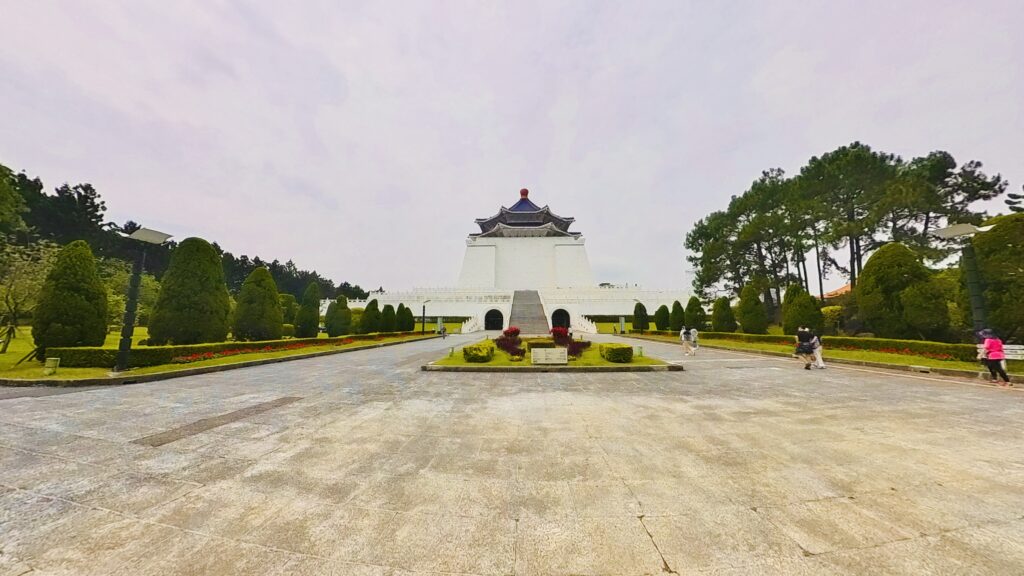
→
(326, 188, 690, 334)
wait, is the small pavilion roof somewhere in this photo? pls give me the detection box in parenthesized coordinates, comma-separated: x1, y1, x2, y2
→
(474, 189, 576, 234)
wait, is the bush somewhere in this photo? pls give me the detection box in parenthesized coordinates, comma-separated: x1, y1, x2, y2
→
(821, 306, 843, 335)
(324, 296, 352, 337)
(973, 213, 1024, 342)
(463, 340, 495, 362)
(550, 326, 570, 345)
(396, 304, 412, 331)
(148, 237, 230, 345)
(684, 296, 707, 329)
(279, 294, 298, 324)
(694, 331, 980, 362)
(782, 290, 822, 335)
(736, 285, 768, 334)
(566, 340, 591, 358)
(401, 306, 416, 331)
(504, 326, 521, 338)
(281, 324, 295, 337)
(49, 331, 424, 368)
(524, 338, 555, 351)
(32, 240, 108, 355)
(900, 279, 951, 341)
(633, 303, 649, 333)
(598, 343, 633, 363)
(670, 301, 685, 332)
(380, 304, 397, 332)
(359, 299, 381, 334)
(494, 332, 524, 357)
(232, 267, 284, 341)
(654, 305, 670, 330)
(294, 282, 321, 338)
(711, 297, 737, 332)
(855, 242, 930, 339)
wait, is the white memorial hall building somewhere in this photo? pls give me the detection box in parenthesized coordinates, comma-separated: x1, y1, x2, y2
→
(336, 189, 690, 334)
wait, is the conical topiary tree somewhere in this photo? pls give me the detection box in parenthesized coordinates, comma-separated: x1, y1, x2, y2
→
(396, 303, 408, 331)
(324, 295, 352, 337)
(400, 305, 415, 331)
(633, 302, 649, 333)
(854, 243, 930, 339)
(653, 305, 670, 330)
(782, 284, 808, 335)
(737, 285, 768, 334)
(32, 240, 108, 355)
(381, 304, 396, 332)
(684, 296, 707, 329)
(711, 296, 737, 332)
(233, 267, 284, 341)
(279, 293, 298, 324)
(294, 282, 321, 338)
(670, 300, 685, 332)
(324, 301, 339, 336)
(359, 299, 381, 333)
(148, 237, 230, 345)
(783, 292, 823, 334)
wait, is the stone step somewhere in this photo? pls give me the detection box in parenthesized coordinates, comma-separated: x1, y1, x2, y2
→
(509, 290, 549, 334)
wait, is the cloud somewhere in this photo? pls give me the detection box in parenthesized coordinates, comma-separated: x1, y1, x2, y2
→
(1, 1, 1021, 292)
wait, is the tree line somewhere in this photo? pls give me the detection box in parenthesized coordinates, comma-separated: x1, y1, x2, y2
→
(0, 161, 368, 303)
(684, 142, 1010, 312)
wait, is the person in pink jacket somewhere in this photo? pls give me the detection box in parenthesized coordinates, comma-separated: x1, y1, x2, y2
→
(980, 329, 1011, 386)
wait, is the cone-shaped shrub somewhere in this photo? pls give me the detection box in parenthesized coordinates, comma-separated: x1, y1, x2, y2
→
(381, 304, 397, 332)
(294, 282, 321, 338)
(396, 304, 408, 331)
(782, 284, 808, 335)
(711, 296, 737, 332)
(670, 301, 685, 332)
(324, 296, 352, 337)
(783, 292, 823, 334)
(324, 302, 339, 337)
(653, 305, 670, 330)
(233, 267, 284, 341)
(359, 299, 381, 333)
(148, 237, 230, 345)
(400, 305, 415, 331)
(684, 296, 707, 329)
(633, 302, 649, 332)
(279, 294, 297, 324)
(32, 240, 108, 354)
(854, 243, 930, 339)
(737, 285, 768, 334)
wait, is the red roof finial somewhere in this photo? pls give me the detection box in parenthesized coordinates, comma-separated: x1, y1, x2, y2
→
(520, 188, 529, 198)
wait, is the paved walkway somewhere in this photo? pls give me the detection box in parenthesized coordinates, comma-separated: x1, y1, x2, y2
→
(1, 334, 1022, 575)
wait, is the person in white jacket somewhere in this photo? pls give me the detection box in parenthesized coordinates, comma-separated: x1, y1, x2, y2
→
(811, 330, 826, 369)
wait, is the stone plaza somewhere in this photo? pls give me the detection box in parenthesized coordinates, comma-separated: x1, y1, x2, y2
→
(1, 334, 1023, 575)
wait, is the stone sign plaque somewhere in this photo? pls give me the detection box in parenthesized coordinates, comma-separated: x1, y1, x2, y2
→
(532, 348, 568, 365)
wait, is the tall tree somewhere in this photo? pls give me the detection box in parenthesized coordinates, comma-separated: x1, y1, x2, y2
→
(632, 302, 649, 333)
(294, 282, 322, 338)
(148, 238, 231, 345)
(32, 240, 108, 354)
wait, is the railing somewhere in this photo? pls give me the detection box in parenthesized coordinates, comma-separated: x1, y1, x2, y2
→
(461, 317, 482, 333)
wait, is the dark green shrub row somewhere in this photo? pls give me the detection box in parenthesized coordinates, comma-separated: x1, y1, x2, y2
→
(629, 329, 674, 336)
(695, 332, 979, 362)
(48, 331, 423, 368)
(524, 338, 555, 351)
(599, 343, 633, 363)
(281, 324, 295, 337)
(463, 340, 495, 363)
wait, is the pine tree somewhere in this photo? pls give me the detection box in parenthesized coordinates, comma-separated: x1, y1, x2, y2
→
(711, 296, 737, 332)
(737, 285, 768, 334)
(653, 305, 670, 330)
(684, 296, 707, 329)
(232, 267, 284, 341)
(670, 300, 685, 332)
(381, 304, 397, 332)
(633, 302, 649, 333)
(294, 282, 321, 338)
(148, 237, 230, 345)
(360, 299, 381, 333)
(32, 240, 108, 354)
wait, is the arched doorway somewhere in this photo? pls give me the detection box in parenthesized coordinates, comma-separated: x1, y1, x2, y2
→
(484, 309, 504, 330)
(551, 309, 570, 329)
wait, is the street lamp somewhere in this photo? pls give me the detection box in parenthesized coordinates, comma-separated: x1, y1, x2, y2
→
(421, 300, 431, 335)
(114, 227, 172, 372)
(932, 223, 995, 334)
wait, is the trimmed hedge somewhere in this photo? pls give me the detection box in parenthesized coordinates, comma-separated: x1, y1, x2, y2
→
(48, 331, 424, 368)
(599, 343, 634, 363)
(678, 332, 980, 362)
(630, 329, 674, 336)
(524, 338, 556, 351)
(281, 324, 295, 337)
(463, 340, 495, 363)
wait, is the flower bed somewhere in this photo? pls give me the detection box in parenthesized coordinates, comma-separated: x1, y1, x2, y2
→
(171, 339, 356, 364)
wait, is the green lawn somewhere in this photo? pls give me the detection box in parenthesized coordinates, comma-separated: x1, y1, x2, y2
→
(0, 327, 435, 381)
(413, 322, 463, 334)
(433, 341, 665, 367)
(629, 333, 1021, 374)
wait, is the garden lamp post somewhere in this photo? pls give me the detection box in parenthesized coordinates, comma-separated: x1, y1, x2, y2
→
(114, 227, 172, 372)
(421, 300, 431, 335)
(931, 223, 994, 334)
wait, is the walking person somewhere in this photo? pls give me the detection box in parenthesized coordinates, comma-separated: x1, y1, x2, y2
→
(440, 325, 448, 340)
(795, 326, 815, 370)
(680, 325, 694, 356)
(979, 329, 1011, 386)
(811, 329, 826, 369)
(689, 326, 699, 355)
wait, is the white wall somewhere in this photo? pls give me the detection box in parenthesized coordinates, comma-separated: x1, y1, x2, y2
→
(458, 236, 595, 289)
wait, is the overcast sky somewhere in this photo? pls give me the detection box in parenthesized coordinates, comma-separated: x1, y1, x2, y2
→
(2, 1, 1021, 291)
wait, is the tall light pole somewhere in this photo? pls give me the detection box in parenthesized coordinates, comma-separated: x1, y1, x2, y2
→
(932, 223, 994, 334)
(421, 300, 431, 335)
(114, 228, 172, 372)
